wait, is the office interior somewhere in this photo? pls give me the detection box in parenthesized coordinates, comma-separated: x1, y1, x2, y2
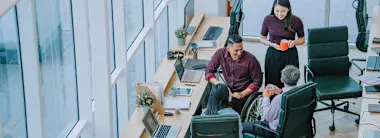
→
(1, 0, 380, 138)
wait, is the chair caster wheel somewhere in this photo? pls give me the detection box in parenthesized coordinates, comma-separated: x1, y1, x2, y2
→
(329, 126, 335, 131)
(344, 105, 349, 110)
(355, 118, 360, 124)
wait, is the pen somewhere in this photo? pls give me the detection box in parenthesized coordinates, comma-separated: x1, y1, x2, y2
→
(185, 84, 196, 86)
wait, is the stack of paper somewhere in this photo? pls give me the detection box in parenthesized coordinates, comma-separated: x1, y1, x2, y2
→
(164, 96, 190, 110)
(358, 73, 380, 86)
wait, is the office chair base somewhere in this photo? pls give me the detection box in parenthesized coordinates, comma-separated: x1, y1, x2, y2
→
(315, 100, 360, 131)
(329, 126, 335, 131)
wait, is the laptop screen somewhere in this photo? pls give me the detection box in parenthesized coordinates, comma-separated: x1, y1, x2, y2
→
(142, 111, 159, 135)
(174, 58, 185, 79)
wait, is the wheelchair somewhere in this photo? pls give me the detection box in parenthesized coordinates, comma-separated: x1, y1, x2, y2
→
(216, 68, 265, 122)
(240, 91, 265, 122)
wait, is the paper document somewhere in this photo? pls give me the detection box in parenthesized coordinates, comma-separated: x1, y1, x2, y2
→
(197, 41, 215, 48)
(164, 96, 190, 110)
(358, 73, 380, 86)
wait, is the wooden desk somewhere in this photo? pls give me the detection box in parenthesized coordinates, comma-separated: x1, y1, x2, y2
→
(120, 12, 230, 138)
(358, 5, 380, 138)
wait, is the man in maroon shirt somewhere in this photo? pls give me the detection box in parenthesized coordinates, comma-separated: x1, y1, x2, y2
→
(205, 34, 263, 113)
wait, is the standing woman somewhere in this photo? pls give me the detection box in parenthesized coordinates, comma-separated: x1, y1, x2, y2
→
(260, 0, 305, 88)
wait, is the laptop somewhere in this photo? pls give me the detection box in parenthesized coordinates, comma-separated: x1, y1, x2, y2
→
(142, 110, 181, 138)
(174, 58, 203, 83)
(364, 129, 380, 138)
(366, 56, 380, 71)
(368, 104, 380, 113)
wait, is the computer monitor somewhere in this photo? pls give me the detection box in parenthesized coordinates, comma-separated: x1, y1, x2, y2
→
(184, 0, 195, 34)
(225, 0, 244, 47)
(229, 0, 244, 36)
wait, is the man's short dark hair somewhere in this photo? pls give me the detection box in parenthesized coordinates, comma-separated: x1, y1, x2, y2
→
(227, 34, 243, 46)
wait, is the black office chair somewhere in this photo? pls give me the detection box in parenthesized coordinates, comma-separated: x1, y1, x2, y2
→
(191, 114, 240, 138)
(353, 0, 370, 52)
(244, 82, 318, 138)
(305, 26, 362, 131)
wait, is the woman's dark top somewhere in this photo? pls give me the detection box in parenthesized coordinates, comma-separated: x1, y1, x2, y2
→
(261, 15, 305, 44)
(261, 15, 305, 88)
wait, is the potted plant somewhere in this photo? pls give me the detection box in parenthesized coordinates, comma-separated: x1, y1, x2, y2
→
(136, 91, 155, 113)
(175, 28, 188, 46)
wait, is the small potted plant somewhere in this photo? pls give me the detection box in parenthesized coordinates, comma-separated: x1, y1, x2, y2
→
(175, 28, 188, 46)
(136, 91, 155, 113)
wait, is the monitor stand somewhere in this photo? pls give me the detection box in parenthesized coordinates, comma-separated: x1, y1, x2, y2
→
(186, 26, 196, 35)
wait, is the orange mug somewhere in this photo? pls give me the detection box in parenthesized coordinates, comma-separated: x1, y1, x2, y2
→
(280, 39, 289, 51)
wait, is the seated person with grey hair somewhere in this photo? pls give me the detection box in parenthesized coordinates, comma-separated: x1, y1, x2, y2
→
(242, 65, 300, 138)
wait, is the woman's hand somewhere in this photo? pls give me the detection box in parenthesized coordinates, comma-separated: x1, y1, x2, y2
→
(272, 43, 282, 51)
(288, 40, 296, 48)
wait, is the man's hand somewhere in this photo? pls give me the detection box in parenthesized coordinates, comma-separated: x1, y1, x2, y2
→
(262, 88, 274, 97)
(232, 92, 243, 99)
(272, 85, 282, 95)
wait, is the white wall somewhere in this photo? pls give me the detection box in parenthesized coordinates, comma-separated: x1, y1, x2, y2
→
(195, 0, 227, 16)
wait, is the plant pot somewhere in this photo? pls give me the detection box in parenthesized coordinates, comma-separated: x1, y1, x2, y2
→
(178, 38, 185, 46)
(140, 106, 150, 113)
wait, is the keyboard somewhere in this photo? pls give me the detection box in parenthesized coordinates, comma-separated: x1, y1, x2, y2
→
(367, 56, 380, 71)
(202, 26, 223, 40)
(155, 125, 171, 138)
(183, 70, 196, 82)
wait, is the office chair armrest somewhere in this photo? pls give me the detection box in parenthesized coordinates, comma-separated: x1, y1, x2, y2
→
(252, 124, 280, 137)
(350, 59, 366, 75)
(304, 65, 315, 82)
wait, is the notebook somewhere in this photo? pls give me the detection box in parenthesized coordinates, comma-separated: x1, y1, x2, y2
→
(357, 73, 380, 86)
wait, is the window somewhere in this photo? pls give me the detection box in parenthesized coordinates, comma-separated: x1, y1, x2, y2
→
(34, 0, 79, 137)
(124, 0, 144, 49)
(242, 0, 273, 36)
(127, 44, 146, 118)
(112, 86, 118, 138)
(0, 7, 27, 138)
(329, 0, 378, 42)
(109, 0, 116, 72)
(155, 7, 169, 70)
(292, 0, 325, 40)
(154, 0, 162, 10)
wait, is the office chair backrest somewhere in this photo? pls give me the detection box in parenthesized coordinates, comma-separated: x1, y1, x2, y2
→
(191, 114, 240, 138)
(277, 82, 317, 138)
(355, 0, 369, 52)
(355, 0, 368, 33)
(307, 26, 351, 76)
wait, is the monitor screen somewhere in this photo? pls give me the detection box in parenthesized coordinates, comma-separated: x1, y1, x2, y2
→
(142, 110, 159, 135)
(184, 0, 195, 27)
(229, 0, 243, 35)
(174, 58, 184, 79)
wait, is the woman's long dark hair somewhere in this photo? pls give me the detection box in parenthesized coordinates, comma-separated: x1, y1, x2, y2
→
(203, 84, 230, 115)
(270, 0, 295, 32)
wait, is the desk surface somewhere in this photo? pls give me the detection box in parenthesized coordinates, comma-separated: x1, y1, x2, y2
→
(120, 13, 230, 138)
(358, 5, 380, 138)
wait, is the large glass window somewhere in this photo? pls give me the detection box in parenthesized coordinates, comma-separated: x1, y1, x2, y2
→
(0, 8, 27, 138)
(127, 44, 146, 118)
(292, 0, 325, 40)
(125, 0, 144, 49)
(34, 0, 79, 137)
(154, 0, 163, 10)
(242, 0, 273, 36)
(109, 0, 116, 72)
(155, 7, 169, 70)
(329, 0, 378, 42)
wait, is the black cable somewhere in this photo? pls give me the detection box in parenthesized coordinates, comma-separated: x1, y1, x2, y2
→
(359, 111, 380, 129)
